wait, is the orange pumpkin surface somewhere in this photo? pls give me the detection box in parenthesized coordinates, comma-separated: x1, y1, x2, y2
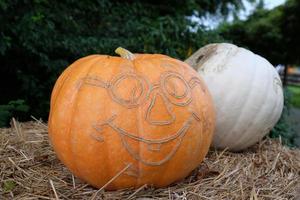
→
(48, 48, 215, 190)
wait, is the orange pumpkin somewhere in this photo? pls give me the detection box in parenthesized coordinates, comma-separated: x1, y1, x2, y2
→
(48, 47, 215, 190)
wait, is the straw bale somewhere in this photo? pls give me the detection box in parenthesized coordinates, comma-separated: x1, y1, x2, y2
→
(0, 119, 299, 199)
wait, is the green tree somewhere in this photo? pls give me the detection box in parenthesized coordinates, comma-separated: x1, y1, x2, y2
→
(218, 0, 300, 66)
(0, 0, 252, 125)
(218, 6, 284, 65)
(280, 0, 300, 64)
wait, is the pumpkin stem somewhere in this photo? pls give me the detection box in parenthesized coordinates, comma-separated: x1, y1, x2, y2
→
(115, 47, 135, 60)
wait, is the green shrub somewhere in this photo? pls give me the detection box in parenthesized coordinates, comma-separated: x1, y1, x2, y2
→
(288, 85, 300, 108)
(0, 100, 29, 127)
(269, 88, 297, 147)
(1, 0, 240, 123)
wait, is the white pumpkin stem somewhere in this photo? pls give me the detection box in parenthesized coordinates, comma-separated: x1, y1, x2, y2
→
(115, 47, 135, 60)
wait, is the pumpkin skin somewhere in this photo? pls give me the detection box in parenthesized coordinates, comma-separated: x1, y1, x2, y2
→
(48, 49, 215, 190)
(185, 43, 283, 152)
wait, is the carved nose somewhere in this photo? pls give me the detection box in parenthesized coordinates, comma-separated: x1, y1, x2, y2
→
(146, 93, 175, 125)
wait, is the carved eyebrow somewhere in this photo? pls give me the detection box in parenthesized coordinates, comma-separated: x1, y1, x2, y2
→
(82, 73, 167, 91)
(81, 76, 109, 88)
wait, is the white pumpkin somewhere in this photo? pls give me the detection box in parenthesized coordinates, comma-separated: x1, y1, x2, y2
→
(185, 43, 284, 151)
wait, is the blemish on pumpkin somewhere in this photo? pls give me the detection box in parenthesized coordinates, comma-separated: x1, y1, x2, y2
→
(273, 76, 283, 94)
(185, 44, 218, 70)
(196, 55, 204, 64)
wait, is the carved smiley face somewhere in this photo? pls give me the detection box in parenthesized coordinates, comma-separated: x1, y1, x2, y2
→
(81, 69, 208, 166)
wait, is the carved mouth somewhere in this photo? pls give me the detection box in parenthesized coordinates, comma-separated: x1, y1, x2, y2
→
(93, 115, 195, 166)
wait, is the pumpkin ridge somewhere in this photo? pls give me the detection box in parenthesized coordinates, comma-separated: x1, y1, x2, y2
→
(68, 56, 104, 180)
(227, 54, 262, 149)
(232, 51, 277, 150)
(245, 58, 274, 144)
(101, 58, 124, 188)
(49, 56, 101, 173)
(51, 67, 72, 109)
(242, 64, 280, 148)
(223, 51, 259, 149)
(136, 94, 142, 187)
(210, 50, 256, 148)
(49, 66, 73, 134)
(133, 58, 146, 187)
(51, 56, 98, 110)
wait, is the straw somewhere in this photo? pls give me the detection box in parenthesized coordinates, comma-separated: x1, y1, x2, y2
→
(0, 120, 299, 199)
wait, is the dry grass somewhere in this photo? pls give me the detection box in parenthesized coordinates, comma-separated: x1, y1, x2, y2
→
(0, 119, 300, 200)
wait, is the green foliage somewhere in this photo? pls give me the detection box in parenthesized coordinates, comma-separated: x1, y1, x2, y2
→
(0, 100, 29, 127)
(218, 0, 300, 66)
(0, 0, 250, 125)
(281, 0, 300, 64)
(288, 85, 300, 108)
(270, 89, 296, 147)
(2, 180, 16, 192)
(218, 7, 284, 65)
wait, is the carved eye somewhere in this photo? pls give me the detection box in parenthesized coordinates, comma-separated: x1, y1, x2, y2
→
(109, 73, 150, 108)
(160, 71, 192, 106)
